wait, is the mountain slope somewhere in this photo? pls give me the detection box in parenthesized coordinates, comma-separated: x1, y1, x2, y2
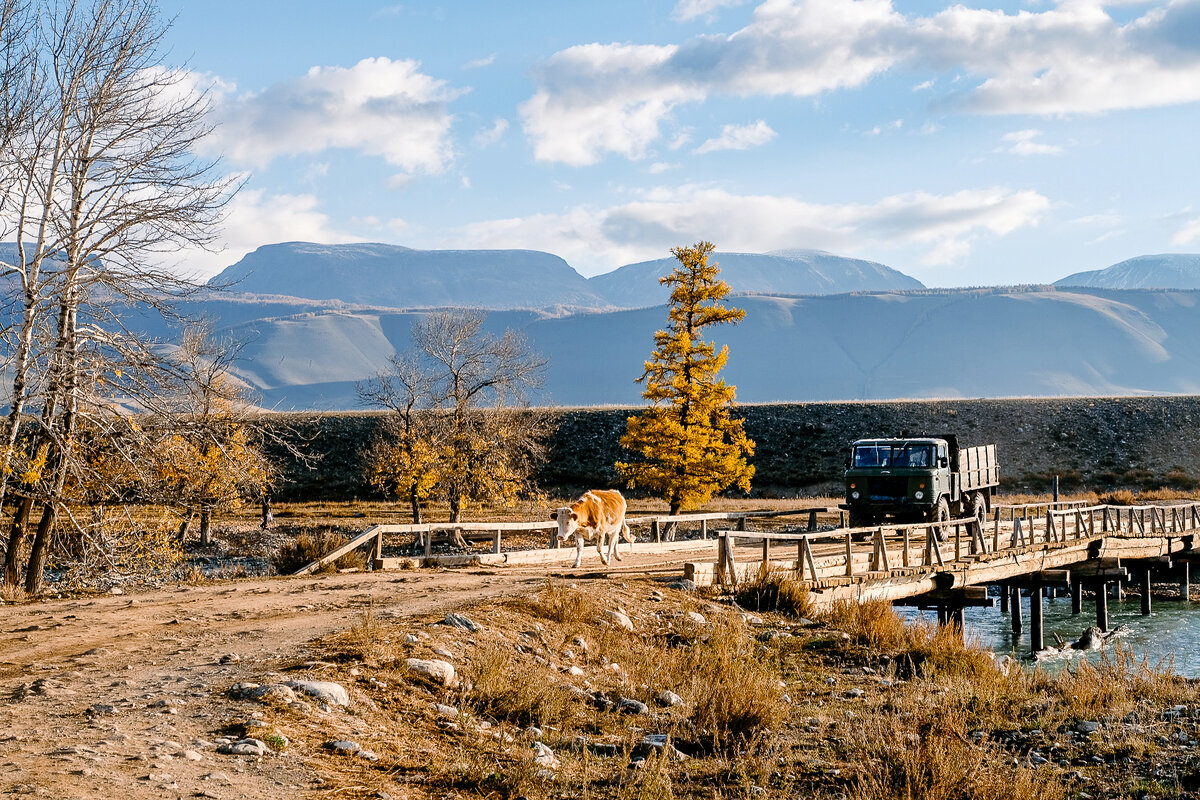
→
(587, 249, 924, 308)
(167, 286, 1200, 409)
(208, 242, 610, 310)
(1055, 254, 1200, 289)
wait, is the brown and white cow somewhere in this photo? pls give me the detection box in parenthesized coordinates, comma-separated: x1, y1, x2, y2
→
(551, 489, 635, 568)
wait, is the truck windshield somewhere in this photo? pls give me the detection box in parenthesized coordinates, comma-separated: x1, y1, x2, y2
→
(853, 444, 934, 468)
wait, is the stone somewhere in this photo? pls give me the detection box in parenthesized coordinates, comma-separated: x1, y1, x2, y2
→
(285, 680, 350, 707)
(432, 647, 454, 660)
(404, 634, 420, 644)
(406, 658, 457, 688)
(606, 610, 634, 632)
(85, 704, 116, 716)
(182, 750, 203, 762)
(685, 611, 706, 625)
(433, 703, 459, 718)
(567, 666, 584, 677)
(743, 614, 764, 627)
(1074, 720, 1101, 735)
(251, 684, 298, 704)
(532, 741, 560, 770)
(637, 734, 689, 760)
(654, 690, 684, 707)
(618, 697, 650, 715)
(668, 579, 697, 592)
(443, 613, 480, 632)
(846, 688, 864, 698)
(218, 654, 241, 664)
(217, 738, 267, 757)
(326, 740, 361, 755)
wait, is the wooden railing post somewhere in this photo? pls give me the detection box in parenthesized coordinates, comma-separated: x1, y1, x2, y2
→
(845, 532, 854, 577)
(493, 529, 502, 555)
(373, 529, 383, 569)
(652, 519, 661, 543)
(902, 526, 911, 568)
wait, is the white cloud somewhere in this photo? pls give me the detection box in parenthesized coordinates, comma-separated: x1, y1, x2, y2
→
(672, 0, 751, 22)
(694, 120, 777, 153)
(866, 119, 904, 136)
(473, 118, 509, 147)
(1172, 216, 1200, 245)
(520, 0, 1200, 164)
(177, 188, 358, 279)
(387, 173, 415, 190)
(463, 54, 497, 69)
(648, 162, 678, 173)
(204, 57, 460, 176)
(453, 184, 1048, 275)
(999, 129, 1063, 156)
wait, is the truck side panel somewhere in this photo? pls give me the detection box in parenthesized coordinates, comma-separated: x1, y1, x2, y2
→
(959, 444, 999, 491)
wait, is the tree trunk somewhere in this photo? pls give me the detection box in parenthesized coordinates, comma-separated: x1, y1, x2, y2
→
(23, 502, 55, 594)
(199, 507, 212, 546)
(3, 496, 33, 586)
(450, 495, 462, 524)
(409, 483, 422, 524)
(177, 513, 192, 544)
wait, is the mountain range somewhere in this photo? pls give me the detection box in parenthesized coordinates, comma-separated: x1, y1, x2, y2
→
(8, 241, 1200, 409)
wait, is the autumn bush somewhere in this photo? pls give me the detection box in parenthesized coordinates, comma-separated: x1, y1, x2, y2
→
(734, 568, 813, 618)
(272, 530, 367, 574)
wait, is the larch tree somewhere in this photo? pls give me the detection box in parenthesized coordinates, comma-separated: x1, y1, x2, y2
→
(617, 241, 755, 516)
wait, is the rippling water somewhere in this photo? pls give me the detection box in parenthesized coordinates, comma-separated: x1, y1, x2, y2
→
(900, 591, 1200, 676)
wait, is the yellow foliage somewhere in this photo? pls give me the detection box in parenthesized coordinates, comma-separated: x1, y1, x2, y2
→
(618, 241, 754, 511)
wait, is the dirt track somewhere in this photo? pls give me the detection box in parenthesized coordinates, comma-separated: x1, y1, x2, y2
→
(0, 550, 697, 798)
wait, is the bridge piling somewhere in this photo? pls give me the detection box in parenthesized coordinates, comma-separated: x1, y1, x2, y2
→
(1182, 561, 1191, 602)
(1030, 585, 1045, 654)
(1071, 581, 1082, 615)
(1096, 582, 1109, 632)
(1010, 586, 1023, 634)
(1140, 569, 1152, 616)
(999, 585, 1009, 614)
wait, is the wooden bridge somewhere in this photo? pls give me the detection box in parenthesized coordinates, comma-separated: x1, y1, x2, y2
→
(295, 499, 1200, 657)
(693, 500, 1200, 655)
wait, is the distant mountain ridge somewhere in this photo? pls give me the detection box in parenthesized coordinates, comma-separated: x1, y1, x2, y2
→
(210, 242, 609, 310)
(208, 242, 926, 310)
(1055, 254, 1200, 289)
(588, 249, 924, 307)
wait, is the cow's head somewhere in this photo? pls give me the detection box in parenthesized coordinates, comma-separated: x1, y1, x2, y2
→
(551, 506, 579, 543)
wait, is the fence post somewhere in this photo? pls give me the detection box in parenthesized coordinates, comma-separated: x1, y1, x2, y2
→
(493, 529, 502, 555)
(373, 529, 383, 569)
(700, 519, 708, 540)
(845, 532, 853, 577)
(652, 519, 661, 543)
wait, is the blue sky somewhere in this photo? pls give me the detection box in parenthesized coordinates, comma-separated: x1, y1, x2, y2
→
(160, 0, 1200, 287)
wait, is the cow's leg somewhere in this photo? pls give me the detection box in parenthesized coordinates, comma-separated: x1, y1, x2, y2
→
(573, 536, 584, 569)
(597, 529, 610, 565)
(610, 525, 623, 561)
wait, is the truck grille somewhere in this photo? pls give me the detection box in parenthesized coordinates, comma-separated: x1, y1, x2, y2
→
(867, 476, 909, 502)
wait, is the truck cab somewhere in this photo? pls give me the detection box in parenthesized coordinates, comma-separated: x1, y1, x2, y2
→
(839, 436, 997, 528)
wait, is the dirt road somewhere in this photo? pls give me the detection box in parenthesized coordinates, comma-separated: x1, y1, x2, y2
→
(0, 550, 698, 799)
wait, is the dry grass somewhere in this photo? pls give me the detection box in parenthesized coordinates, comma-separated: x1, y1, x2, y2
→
(734, 568, 814, 618)
(824, 598, 917, 651)
(461, 640, 576, 728)
(0, 583, 26, 602)
(514, 582, 596, 624)
(271, 530, 368, 574)
(326, 607, 396, 668)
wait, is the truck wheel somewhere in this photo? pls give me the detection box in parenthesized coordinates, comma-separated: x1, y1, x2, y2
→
(931, 497, 949, 524)
(848, 509, 873, 528)
(971, 492, 988, 529)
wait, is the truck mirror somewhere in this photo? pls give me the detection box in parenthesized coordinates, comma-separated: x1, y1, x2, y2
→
(938, 457, 948, 467)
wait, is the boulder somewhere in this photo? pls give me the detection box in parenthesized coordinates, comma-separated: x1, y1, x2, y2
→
(606, 610, 634, 632)
(285, 680, 350, 707)
(406, 658, 457, 688)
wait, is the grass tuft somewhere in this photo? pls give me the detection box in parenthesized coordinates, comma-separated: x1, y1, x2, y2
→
(734, 568, 814, 618)
(272, 530, 367, 575)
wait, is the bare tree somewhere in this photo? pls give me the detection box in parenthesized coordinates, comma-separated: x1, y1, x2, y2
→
(360, 310, 552, 527)
(0, 0, 235, 592)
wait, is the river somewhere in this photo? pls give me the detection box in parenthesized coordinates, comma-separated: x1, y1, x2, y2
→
(902, 591, 1200, 676)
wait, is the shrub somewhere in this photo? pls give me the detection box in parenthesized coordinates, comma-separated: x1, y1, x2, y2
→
(735, 568, 813, 618)
(461, 641, 574, 728)
(683, 619, 787, 752)
(514, 582, 594, 623)
(272, 530, 367, 575)
(823, 599, 914, 651)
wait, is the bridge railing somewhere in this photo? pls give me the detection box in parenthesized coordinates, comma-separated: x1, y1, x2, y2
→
(713, 500, 1200, 589)
(293, 506, 831, 575)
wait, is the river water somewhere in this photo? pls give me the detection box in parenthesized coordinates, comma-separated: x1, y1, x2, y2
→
(901, 591, 1200, 676)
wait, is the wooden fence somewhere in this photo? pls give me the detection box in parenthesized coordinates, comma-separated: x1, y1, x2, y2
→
(714, 501, 1200, 589)
(293, 506, 829, 575)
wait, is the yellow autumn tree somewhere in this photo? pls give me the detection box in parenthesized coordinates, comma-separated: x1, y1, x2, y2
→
(617, 241, 755, 514)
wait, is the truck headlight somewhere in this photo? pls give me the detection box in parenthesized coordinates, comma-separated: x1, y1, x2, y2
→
(851, 491, 860, 500)
(914, 490, 924, 500)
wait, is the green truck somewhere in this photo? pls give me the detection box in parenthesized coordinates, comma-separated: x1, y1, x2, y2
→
(840, 435, 999, 528)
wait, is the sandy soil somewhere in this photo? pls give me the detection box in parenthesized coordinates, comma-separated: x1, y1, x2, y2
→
(0, 549, 701, 799)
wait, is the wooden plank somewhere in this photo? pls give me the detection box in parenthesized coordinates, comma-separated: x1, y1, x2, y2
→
(294, 525, 386, 575)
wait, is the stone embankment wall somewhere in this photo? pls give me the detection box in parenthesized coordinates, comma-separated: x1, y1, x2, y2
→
(258, 396, 1200, 501)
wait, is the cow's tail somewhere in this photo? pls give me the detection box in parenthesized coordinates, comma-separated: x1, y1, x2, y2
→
(621, 520, 633, 542)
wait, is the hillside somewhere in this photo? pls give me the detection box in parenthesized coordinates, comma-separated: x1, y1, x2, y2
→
(1055, 253, 1200, 289)
(175, 286, 1200, 410)
(208, 242, 610, 310)
(588, 249, 924, 307)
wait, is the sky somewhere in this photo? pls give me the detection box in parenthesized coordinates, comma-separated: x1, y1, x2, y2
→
(158, 0, 1200, 287)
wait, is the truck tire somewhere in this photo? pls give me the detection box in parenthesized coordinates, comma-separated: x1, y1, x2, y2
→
(971, 492, 988, 529)
(848, 509, 874, 528)
(931, 497, 950, 524)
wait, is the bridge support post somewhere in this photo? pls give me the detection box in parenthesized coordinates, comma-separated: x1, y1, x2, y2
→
(999, 584, 1009, 614)
(1030, 585, 1044, 654)
(1071, 581, 1082, 615)
(1010, 586, 1023, 634)
(1181, 561, 1190, 602)
(1140, 569, 1152, 616)
(1096, 582, 1109, 632)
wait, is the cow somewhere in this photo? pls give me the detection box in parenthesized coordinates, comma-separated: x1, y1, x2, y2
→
(551, 489, 635, 568)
